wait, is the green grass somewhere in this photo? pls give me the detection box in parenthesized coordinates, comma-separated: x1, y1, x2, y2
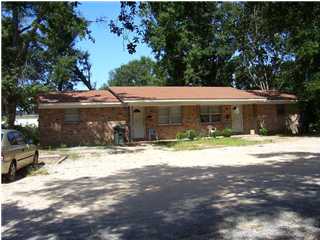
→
(155, 137, 271, 151)
(26, 166, 49, 176)
(67, 152, 81, 160)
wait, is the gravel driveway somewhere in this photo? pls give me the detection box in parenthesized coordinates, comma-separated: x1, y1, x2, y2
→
(2, 137, 320, 240)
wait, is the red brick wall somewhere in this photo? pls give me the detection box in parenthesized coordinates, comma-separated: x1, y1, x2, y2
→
(39, 107, 128, 146)
(39, 104, 298, 146)
(144, 105, 232, 140)
(256, 104, 298, 133)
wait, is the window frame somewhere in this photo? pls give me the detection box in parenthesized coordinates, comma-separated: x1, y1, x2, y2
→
(64, 108, 80, 123)
(158, 106, 182, 125)
(200, 106, 222, 124)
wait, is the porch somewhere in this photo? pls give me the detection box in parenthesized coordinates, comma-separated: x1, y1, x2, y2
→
(129, 105, 248, 141)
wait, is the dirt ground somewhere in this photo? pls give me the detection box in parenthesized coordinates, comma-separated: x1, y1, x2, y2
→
(2, 136, 320, 240)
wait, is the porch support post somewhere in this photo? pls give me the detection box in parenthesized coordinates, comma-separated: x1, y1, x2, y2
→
(128, 105, 133, 142)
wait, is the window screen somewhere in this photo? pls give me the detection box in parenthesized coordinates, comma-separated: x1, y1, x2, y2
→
(158, 107, 182, 124)
(200, 106, 222, 123)
(64, 109, 80, 123)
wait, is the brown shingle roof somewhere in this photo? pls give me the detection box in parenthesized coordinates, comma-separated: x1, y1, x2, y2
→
(110, 87, 265, 101)
(247, 90, 297, 101)
(38, 90, 120, 103)
(37, 87, 297, 104)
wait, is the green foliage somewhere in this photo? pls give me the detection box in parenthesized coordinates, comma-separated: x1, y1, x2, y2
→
(176, 131, 187, 140)
(100, 57, 165, 88)
(222, 128, 232, 137)
(111, 2, 238, 86)
(175, 129, 198, 140)
(259, 127, 269, 136)
(209, 129, 221, 138)
(14, 125, 39, 145)
(112, 2, 320, 133)
(185, 129, 198, 140)
(2, 2, 94, 127)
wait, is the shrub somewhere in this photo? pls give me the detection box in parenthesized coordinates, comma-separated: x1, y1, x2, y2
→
(14, 124, 39, 145)
(185, 129, 197, 140)
(259, 127, 268, 136)
(222, 128, 232, 137)
(176, 131, 187, 140)
(209, 129, 221, 138)
(60, 143, 67, 148)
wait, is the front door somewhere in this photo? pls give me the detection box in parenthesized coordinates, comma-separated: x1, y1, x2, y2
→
(132, 107, 145, 139)
(231, 105, 244, 133)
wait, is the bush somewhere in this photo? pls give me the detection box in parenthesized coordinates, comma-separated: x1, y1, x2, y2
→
(222, 128, 232, 137)
(14, 124, 39, 145)
(259, 127, 268, 136)
(176, 131, 187, 140)
(185, 129, 197, 140)
(209, 129, 221, 138)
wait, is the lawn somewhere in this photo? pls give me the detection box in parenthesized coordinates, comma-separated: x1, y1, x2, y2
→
(155, 137, 271, 151)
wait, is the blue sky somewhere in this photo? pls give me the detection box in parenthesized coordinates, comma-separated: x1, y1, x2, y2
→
(75, 2, 153, 90)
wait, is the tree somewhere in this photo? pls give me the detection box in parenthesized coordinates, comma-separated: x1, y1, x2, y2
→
(232, 2, 295, 91)
(110, 2, 239, 86)
(111, 2, 320, 133)
(1, 2, 94, 127)
(266, 2, 320, 132)
(100, 56, 164, 88)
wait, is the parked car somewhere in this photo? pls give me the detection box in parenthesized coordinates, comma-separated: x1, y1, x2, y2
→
(1, 129, 38, 181)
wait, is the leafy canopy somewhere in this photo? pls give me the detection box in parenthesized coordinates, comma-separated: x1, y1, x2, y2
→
(100, 57, 164, 88)
(2, 2, 94, 126)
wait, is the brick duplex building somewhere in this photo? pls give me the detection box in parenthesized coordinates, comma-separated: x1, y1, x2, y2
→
(38, 87, 298, 146)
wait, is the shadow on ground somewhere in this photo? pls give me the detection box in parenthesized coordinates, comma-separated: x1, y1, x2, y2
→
(2, 162, 46, 184)
(2, 152, 320, 240)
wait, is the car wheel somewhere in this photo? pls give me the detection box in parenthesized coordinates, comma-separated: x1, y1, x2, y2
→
(7, 161, 16, 182)
(33, 152, 39, 167)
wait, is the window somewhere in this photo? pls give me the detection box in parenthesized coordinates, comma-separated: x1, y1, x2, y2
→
(200, 106, 222, 123)
(64, 109, 80, 123)
(14, 132, 26, 145)
(158, 107, 182, 124)
(7, 131, 16, 145)
(7, 131, 25, 145)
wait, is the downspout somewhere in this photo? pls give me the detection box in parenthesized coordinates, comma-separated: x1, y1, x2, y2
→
(106, 87, 132, 143)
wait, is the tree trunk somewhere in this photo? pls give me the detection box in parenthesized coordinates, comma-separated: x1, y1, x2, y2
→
(7, 100, 17, 128)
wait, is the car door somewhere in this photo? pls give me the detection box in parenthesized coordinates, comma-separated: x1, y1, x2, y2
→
(14, 131, 34, 167)
(7, 131, 25, 170)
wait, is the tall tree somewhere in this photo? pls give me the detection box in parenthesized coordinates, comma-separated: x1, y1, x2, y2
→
(100, 57, 164, 88)
(110, 2, 239, 86)
(233, 2, 295, 91)
(2, 2, 94, 127)
(264, 2, 320, 131)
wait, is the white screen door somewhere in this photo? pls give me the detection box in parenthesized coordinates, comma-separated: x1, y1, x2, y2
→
(231, 105, 243, 133)
(132, 107, 145, 139)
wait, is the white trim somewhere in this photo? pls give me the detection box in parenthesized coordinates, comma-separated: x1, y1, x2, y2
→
(38, 102, 122, 109)
(261, 100, 297, 104)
